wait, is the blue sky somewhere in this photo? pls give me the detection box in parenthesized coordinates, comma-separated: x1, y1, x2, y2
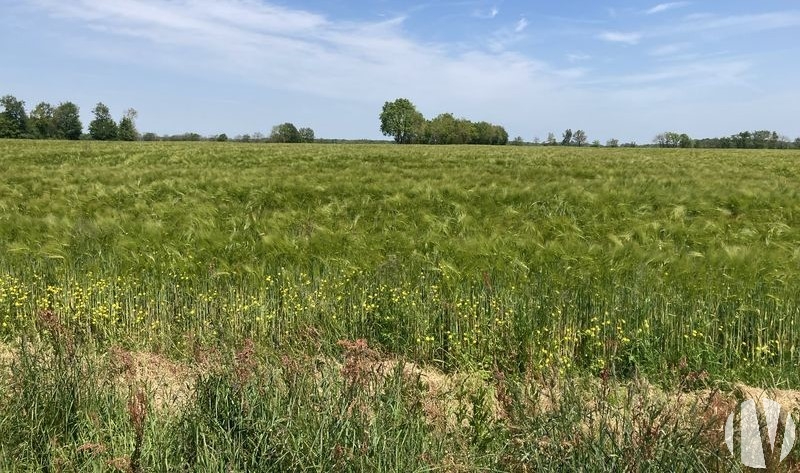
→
(3, 0, 799, 142)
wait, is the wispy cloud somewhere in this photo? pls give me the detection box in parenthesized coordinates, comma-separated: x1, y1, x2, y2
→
(646, 2, 690, 15)
(473, 6, 499, 19)
(598, 31, 642, 45)
(567, 53, 591, 63)
(486, 16, 531, 52)
(27, 0, 569, 106)
(683, 12, 713, 21)
(680, 11, 800, 32)
(649, 43, 690, 56)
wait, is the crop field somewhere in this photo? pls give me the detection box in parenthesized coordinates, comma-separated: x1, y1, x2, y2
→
(1, 140, 800, 470)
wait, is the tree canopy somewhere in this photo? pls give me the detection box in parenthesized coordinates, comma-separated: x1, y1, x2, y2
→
(118, 108, 139, 141)
(270, 123, 301, 143)
(298, 127, 315, 143)
(573, 129, 587, 147)
(0, 95, 30, 138)
(30, 102, 56, 139)
(380, 98, 425, 144)
(89, 103, 118, 141)
(381, 98, 508, 145)
(53, 102, 83, 140)
(561, 129, 573, 146)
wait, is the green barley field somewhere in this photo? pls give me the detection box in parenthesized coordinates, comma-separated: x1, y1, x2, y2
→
(2, 140, 800, 470)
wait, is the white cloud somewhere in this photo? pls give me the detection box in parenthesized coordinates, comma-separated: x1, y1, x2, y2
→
(567, 53, 591, 63)
(27, 0, 568, 105)
(681, 11, 800, 32)
(473, 6, 499, 19)
(683, 12, 713, 21)
(646, 2, 690, 15)
(600, 59, 753, 87)
(487, 17, 530, 52)
(598, 31, 642, 45)
(649, 43, 690, 56)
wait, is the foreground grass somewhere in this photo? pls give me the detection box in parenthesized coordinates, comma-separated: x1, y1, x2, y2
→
(1, 327, 745, 472)
(1, 140, 800, 469)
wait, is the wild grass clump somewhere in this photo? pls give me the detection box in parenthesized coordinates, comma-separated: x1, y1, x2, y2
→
(0, 329, 744, 471)
(168, 339, 447, 471)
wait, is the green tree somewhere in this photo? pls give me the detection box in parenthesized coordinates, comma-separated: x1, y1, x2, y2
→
(216, 133, 228, 142)
(606, 138, 619, 147)
(666, 132, 681, 147)
(733, 131, 752, 149)
(380, 98, 424, 144)
(769, 131, 781, 149)
(425, 113, 458, 144)
(270, 123, 301, 143)
(561, 128, 573, 146)
(751, 130, 771, 149)
(472, 120, 495, 145)
(491, 125, 508, 145)
(30, 102, 56, 139)
(118, 108, 138, 141)
(0, 95, 30, 138)
(573, 129, 587, 147)
(53, 102, 82, 140)
(298, 127, 315, 143)
(89, 103, 118, 140)
(454, 118, 477, 144)
(678, 133, 693, 148)
(546, 132, 557, 146)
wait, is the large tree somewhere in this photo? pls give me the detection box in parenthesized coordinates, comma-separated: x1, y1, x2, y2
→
(89, 102, 118, 140)
(380, 98, 424, 144)
(298, 127, 315, 143)
(118, 108, 139, 141)
(30, 102, 56, 139)
(424, 112, 458, 144)
(270, 122, 301, 143)
(53, 102, 82, 140)
(472, 121, 496, 145)
(0, 95, 30, 138)
(573, 129, 587, 147)
(561, 128, 573, 146)
(490, 124, 508, 145)
(733, 131, 752, 149)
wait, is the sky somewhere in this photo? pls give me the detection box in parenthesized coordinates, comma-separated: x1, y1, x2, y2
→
(2, 0, 800, 143)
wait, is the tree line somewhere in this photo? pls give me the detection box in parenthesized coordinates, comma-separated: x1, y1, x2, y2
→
(380, 98, 508, 145)
(654, 130, 800, 149)
(0, 94, 316, 143)
(0, 95, 83, 140)
(0, 94, 139, 141)
(4, 93, 799, 148)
